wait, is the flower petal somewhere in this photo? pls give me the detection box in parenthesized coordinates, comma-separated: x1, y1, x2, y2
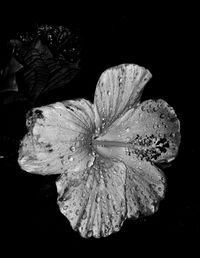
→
(56, 157, 126, 238)
(94, 64, 152, 128)
(95, 144, 166, 216)
(95, 99, 180, 163)
(92, 99, 180, 219)
(125, 160, 166, 218)
(18, 99, 95, 175)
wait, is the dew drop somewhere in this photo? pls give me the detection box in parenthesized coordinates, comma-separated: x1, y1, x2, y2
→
(82, 191, 86, 198)
(96, 195, 101, 203)
(70, 146, 76, 152)
(87, 230, 93, 237)
(114, 225, 120, 231)
(68, 155, 74, 161)
(87, 159, 94, 168)
(63, 205, 68, 210)
(75, 209, 80, 215)
(153, 106, 158, 112)
(107, 194, 111, 200)
(82, 210, 87, 220)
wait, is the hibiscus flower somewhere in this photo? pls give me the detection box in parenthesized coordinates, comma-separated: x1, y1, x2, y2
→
(18, 63, 181, 238)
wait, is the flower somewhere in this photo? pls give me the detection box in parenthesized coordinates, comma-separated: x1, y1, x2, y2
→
(18, 63, 181, 238)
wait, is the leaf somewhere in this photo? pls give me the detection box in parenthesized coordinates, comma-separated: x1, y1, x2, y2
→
(0, 57, 23, 93)
(18, 47, 49, 101)
(5, 24, 81, 104)
(17, 41, 79, 101)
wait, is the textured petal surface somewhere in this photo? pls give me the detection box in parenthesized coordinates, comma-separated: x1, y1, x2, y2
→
(94, 64, 152, 128)
(56, 157, 126, 238)
(95, 99, 181, 163)
(95, 145, 166, 218)
(93, 99, 180, 219)
(18, 99, 95, 175)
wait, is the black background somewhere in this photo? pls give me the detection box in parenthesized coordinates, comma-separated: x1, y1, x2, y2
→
(0, 3, 198, 256)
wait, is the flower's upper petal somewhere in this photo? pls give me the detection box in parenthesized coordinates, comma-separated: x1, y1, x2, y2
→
(95, 99, 181, 163)
(94, 64, 151, 129)
(18, 99, 95, 175)
(56, 157, 126, 238)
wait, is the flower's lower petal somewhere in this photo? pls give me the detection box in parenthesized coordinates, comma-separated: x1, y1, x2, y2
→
(95, 144, 166, 217)
(125, 160, 166, 218)
(18, 100, 95, 175)
(56, 157, 126, 238)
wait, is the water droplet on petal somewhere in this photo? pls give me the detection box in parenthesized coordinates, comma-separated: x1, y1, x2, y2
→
(87, 230, 93, 237)
(75, 209, 80, 215)
(96, 195, 100, 203)
(81, 191, 86, 198)
(107, 90, 111, 96)
(107, 194, 111, 200)
(114, 225, 119, 231)
(82, 210, 87, 220)
(68, 155, 74, 161)
(87, 159, 94, 168)
(119, 77, 123, 83)
(63, 205, 68, 210)
(153, 106, 158, 112)
(70, 146, 76, 152)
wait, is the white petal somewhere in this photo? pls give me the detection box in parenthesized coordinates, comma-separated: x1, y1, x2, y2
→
(95, 99, 180, 163)
(95, 143, 166, 215)
(18, 100, 95, 175)
(94, 64, 151, 129)
(56, 157, 126, 238)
